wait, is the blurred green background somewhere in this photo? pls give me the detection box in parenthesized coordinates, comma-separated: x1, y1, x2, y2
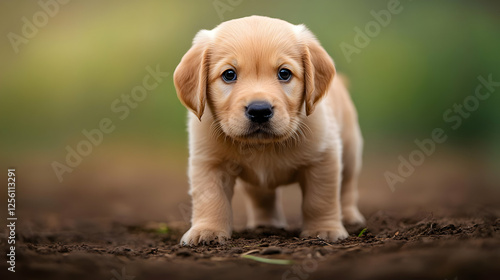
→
(0, 0, 499, 217)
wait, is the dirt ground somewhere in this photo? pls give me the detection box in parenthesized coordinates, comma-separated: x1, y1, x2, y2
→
(1, 149, 499, 280)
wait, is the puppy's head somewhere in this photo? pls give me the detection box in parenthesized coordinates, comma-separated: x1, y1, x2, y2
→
(174, 16, 335, 144)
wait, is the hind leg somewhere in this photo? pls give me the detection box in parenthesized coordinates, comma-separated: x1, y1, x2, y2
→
(238, 179, 287, 228)
(341, 126, 366, 226)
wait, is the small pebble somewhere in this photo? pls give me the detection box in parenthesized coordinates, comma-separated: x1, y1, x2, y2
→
(148, 248, 158, 254)
(176, 249, 192, 257)
(229, 248, 244, 254)
(316, 247, 331, 256)
(261, 246, 282, 255)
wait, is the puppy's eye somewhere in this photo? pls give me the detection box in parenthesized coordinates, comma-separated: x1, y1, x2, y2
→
(278, 68, 292, 81)
(222, 69, 237, 83)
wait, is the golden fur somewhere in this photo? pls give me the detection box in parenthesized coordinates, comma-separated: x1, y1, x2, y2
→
(174, 16, 365, 245)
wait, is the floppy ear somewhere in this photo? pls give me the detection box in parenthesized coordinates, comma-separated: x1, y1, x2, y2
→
(298, 25, 336, 116)
(173, 30, 212, 120)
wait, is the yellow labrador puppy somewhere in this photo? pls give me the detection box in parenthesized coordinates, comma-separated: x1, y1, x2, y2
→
(174, 15, 365, 245)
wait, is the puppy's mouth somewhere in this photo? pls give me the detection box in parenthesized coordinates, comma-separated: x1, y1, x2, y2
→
(243, 124, 275, 139)
(226, 122, 298, 144)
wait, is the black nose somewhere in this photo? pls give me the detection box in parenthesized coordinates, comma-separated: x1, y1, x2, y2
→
(245, 102, 274, 123)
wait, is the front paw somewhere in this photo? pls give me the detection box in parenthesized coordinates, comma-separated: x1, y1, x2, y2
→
(301, 224, 348, 242)
(180, 226, 231, 246)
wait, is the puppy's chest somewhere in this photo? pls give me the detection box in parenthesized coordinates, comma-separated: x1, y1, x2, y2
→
(235, 151, 299, 188)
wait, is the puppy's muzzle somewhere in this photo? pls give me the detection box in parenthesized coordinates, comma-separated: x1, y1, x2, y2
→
(245, 101, 274, 123)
